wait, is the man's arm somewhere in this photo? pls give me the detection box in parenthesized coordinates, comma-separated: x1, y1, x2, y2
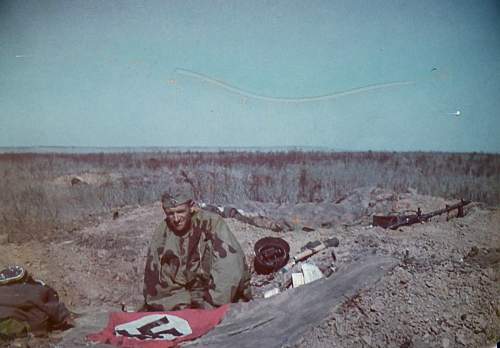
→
(143, 222, 166, 302)
(206, 218, 249, 306)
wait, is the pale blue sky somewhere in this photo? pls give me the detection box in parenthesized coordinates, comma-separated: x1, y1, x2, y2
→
(1, 0, 499, 152)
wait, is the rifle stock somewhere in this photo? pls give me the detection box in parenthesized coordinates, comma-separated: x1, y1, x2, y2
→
(281, 237, 339, 273)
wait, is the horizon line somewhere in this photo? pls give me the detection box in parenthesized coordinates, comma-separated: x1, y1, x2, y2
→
(0, 145, 497, 155)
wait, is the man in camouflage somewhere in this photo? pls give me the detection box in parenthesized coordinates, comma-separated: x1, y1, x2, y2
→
(142, 183, 251, 311)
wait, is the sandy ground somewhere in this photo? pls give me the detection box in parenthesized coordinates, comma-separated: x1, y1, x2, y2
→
(0, 189, 499, 347)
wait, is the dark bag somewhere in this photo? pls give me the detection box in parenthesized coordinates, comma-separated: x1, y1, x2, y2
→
(0, 266, 71, 339)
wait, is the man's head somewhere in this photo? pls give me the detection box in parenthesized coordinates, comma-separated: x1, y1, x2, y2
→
(161, 183, 196, 234)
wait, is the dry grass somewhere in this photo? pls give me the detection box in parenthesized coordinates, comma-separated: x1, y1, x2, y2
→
(0, 151, 499, 242)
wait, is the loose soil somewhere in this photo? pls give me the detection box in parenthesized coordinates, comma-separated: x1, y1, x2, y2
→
(1, 189, 499, 347)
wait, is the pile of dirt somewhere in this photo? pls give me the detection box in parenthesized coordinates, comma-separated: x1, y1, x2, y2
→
(294, 205, 500, 348)
(0, 188, 498, 347)
(51, 172, 124, 187)
(235, 186, 444, 230)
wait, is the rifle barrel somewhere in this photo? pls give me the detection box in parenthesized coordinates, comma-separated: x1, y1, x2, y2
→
(388, 200, 471, 229)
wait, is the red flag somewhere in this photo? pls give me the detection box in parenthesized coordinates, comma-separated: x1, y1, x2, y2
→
(87, 305, 229, 348)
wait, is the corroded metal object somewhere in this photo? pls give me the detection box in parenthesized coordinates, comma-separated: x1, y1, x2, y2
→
(254, 237, 290, 275)
(373, 199, 471, 230)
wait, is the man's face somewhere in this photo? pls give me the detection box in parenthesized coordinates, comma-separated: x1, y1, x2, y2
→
(163, 202, 192, 234)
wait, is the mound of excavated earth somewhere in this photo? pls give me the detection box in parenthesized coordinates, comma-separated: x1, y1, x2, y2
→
(0, 188, 499, 347)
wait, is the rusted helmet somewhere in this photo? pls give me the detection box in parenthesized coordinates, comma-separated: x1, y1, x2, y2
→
(253, 237, 290, 275)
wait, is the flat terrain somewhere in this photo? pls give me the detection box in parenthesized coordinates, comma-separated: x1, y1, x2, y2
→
(1, 189, 499, 347)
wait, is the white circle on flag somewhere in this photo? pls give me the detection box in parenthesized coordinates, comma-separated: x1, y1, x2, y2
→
(114, 314, 193, 341)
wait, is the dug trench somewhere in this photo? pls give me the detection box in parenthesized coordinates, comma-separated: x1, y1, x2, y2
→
(1, 188, 499, 347)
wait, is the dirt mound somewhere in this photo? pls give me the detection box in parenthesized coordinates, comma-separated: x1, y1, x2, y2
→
(52, 172, 123, 187)
(234, 187, 457, 230)
(0, 189, 498, 347)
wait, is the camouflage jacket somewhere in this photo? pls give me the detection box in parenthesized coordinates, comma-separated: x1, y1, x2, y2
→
(143, 209, 251, 310)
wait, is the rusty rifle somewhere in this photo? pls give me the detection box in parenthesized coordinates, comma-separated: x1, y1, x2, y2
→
(384, 199, 471, 230)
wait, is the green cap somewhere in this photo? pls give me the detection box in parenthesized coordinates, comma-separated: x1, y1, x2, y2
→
(161, 182, 195, 208)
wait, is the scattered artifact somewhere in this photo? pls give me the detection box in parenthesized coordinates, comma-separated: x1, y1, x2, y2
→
(301, 263, 324, 284)
(0, 265, 71, 341)
(263, 288, 280, 298)
(199, 202, 295, 232)
(70, 176, 85, 185)
(291, 262, 325, 288)
(256, 236, 339, 297)
(281, 237, 340, 273)
(372, 199, 471, 229)
(291, 272, 305, 288)
(0, 265, 27, 285)
(253, 237, 290, 275)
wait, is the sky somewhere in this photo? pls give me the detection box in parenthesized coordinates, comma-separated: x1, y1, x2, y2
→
(1, 0, 499, 152)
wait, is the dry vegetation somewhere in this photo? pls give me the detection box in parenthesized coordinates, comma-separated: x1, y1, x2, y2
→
(1, 151, 499, 243)
(0, 150, 499, 348)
